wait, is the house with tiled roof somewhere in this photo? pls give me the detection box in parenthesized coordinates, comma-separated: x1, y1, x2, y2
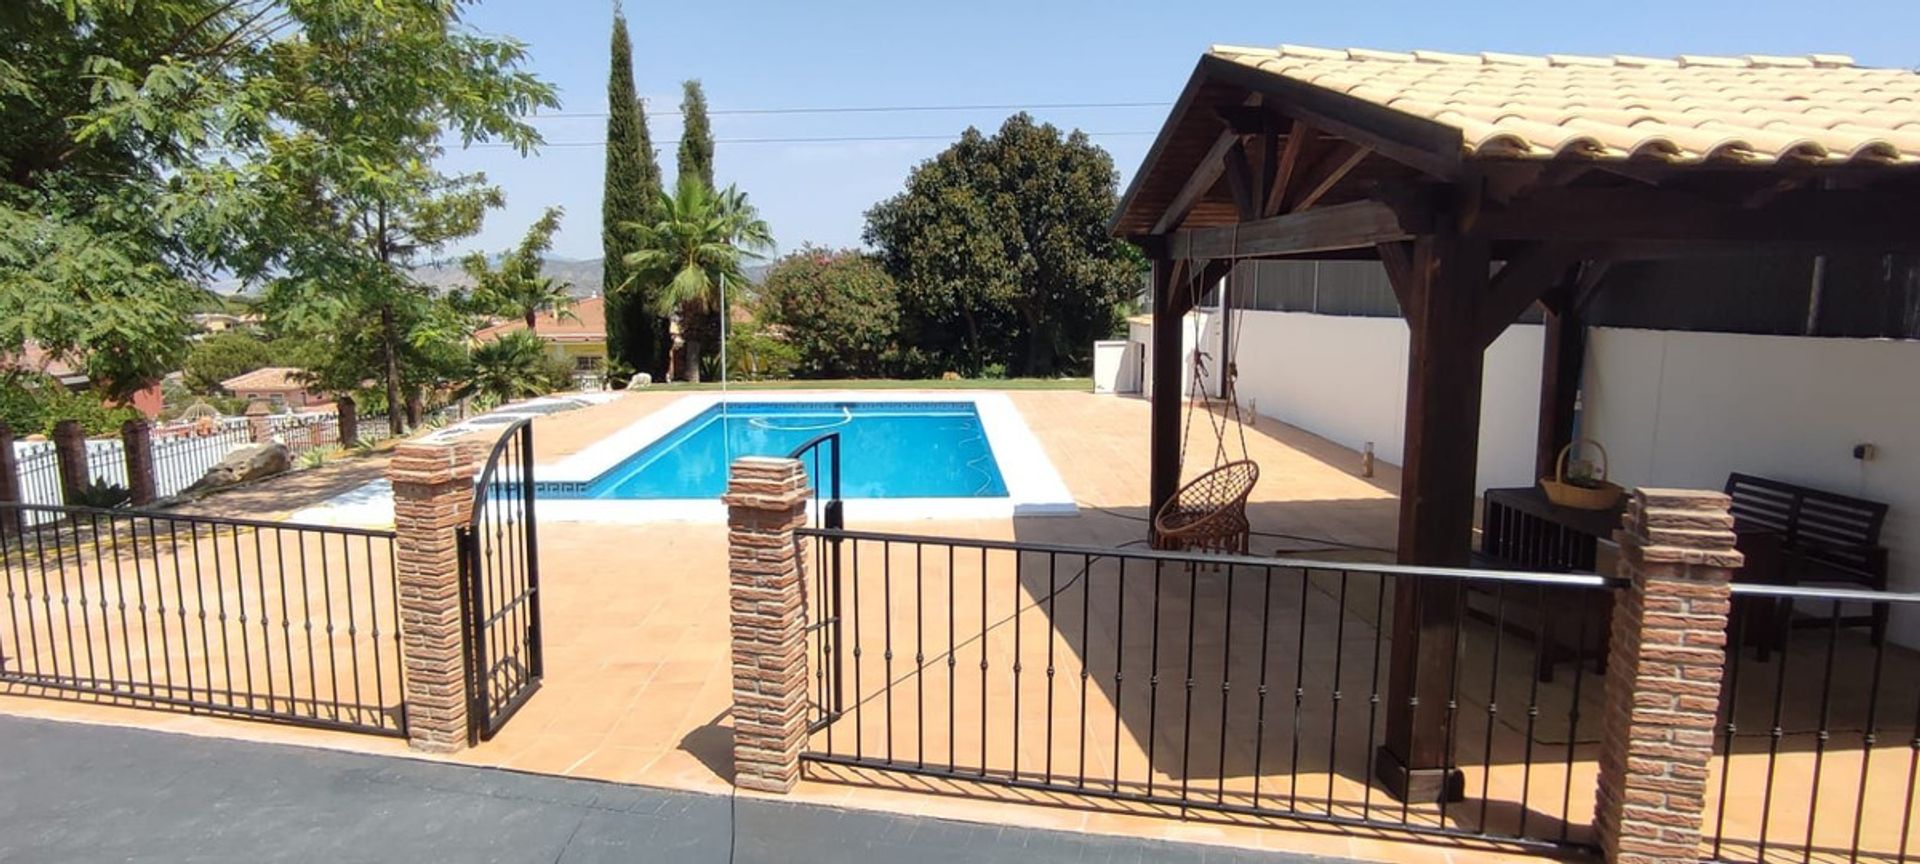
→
(219, 366, 323, 410)
(473, 296, 609, 383)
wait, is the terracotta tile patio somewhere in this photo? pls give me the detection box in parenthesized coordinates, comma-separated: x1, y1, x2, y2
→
(1, 389, 1912, 863)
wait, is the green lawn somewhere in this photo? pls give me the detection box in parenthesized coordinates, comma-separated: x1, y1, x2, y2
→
(637, 377, 1093, 392)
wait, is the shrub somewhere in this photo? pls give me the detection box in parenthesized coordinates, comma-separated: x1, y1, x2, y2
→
(183, 331, 275, 393)
(0, 372, 144, 437)
(759, 247, 900, 378)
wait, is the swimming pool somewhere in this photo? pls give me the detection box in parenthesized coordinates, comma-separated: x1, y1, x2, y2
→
(542, 402, 1008, 499)
(535, 392, 1076, 522)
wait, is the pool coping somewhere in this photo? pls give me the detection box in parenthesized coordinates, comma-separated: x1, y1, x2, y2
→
(533, 392, 1077, 523)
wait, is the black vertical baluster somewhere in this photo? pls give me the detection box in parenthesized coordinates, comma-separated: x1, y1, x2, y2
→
(1078, 552, 1092, 791)
(914, 543, 924, 770)
(1711, 590, 1745, 861)
(851, 538, 863, 760)
(1217, 564, 1234, 806)
(210, 524, 235, 708)
(1012, 551, 1023, 782)
(1180, 560, 1197, 809)
(979, 547, 988, 777)
(1479, 584, 1507, 835)
(166, 519, 196, 705)
(318, 530, 340, 720)
(341, 532, 364, 724)
(228, 527, 252, 709)
(1520, 582, 1553, 839)
(1112, 558, 1126, 795)
(365, 534, 383, 728)
(1254, 565, 1275, 810)
(274, 528, 296, 714)
(27, 514, 57, 681)
(883, 541, 894, 765)
(1148, 559, 1163, 798)
(187, 522, 216, 708)
(1290, 567, 1310, 813)
(1327, 571, 1349, 817)
(1438, 579, 1465, 831)
(1850, 607, 1888, 864)
(1802, 599, 1845, 863)
(947, 545, 956, 774)
(1045, 552, 1056, 784)
(140, 516, 166, 697)
(107, 513, 136, 698)
(297, 529, 319, 719)
(252, 528, 273, 714)
(0, 510, 26, 683)
(1896, 684, 1920, 864)
(1559, 593, 1590, 843)
(72, 514, 98, 690)
(1758, 594, 1795, 864)
(1400, 578, 1421, 828)
(51, 513, 78, 687)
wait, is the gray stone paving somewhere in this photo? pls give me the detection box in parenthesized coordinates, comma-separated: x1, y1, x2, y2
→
(0, 715, 1349, 863)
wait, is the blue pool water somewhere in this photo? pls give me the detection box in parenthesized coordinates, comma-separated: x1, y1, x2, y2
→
(549, 402, 1009, 499)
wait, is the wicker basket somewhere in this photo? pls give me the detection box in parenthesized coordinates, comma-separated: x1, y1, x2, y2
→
(1539, 439, 1625, 511)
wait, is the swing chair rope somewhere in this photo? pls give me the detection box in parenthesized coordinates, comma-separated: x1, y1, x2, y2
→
(1175, 223, 1253, 480)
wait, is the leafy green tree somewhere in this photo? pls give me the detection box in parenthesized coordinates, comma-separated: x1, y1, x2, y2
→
(601, 10, 667, 380)
(184, 331, 275, 394)
(228, 3, 557, 434)
(0, 372, 143, 437)
(465, 207, 574, 329)
(761, 247, 901, 378)
(458, 330, 569, 404)
(620, 178, 772, 383)
(676, 80, 715, 191)
(864, 113, 1138, 377)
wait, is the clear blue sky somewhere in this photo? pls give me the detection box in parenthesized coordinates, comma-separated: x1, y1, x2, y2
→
(438, 0, 1920, 264)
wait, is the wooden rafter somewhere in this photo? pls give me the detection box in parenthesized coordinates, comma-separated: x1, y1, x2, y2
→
(1289, 143, 1371, 213)
(1172, 200, 1412, 260)
(1149, 130, 1239, 234)
(1263, 120, 1315, 217)
(1222, 139, 1259, 220)
(1475, 243, 1580, 348)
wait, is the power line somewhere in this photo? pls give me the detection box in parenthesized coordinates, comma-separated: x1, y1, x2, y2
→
(463, 130, 1159, 149)
(528, 100, 1171, 120)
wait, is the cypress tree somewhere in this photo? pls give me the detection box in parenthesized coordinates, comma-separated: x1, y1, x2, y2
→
(676, 79, 715, 191)
(601, 10, 666, 379)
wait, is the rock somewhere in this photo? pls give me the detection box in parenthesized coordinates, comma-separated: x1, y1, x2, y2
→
(630, 372, 653, 387)
(190, 443, 291, 492)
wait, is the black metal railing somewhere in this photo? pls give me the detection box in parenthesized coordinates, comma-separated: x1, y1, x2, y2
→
(0, 501, 405, 736)
(793, 527, 1619, 851)
(151, 427, 252, 498)
(789, 433, 845, 728)
(1705, 582, 1920, 864)
(272, 414, 342, 458)
(457, 418, 542, 744)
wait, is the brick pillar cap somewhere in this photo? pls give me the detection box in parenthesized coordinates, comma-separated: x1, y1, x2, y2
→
(389, 441, 478, 485)
(245, 400, 271, 417)
(723, 457, 811, 510)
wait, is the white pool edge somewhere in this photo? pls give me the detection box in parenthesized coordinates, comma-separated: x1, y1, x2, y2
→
(536, 391, 1077, 523)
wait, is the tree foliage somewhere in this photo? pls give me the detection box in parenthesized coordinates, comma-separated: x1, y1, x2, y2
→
(601, 11, 666, 380)
(864, 114, 1138, 377)
(464, 207, 573, 329)
(184, 331, 275, 394)
(0, 0, 556, 429)
(457, 330, 570, 405)
(676, 80, 715, 192)
(760, 247, 901, 378)
(620, 178, 772, 383)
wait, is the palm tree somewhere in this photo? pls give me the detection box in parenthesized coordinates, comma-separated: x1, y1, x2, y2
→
(458, 331, 565, 404)
(465, 207, 577, 330)
(620, 177, 773, 382)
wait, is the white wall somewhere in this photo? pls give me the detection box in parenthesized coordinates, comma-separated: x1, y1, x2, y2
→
(1581, 328, 1920, 641)
(1224, 310, 1544, 494)
(1091, 340, 1134, 394)
(1134, 311, 1216, 402)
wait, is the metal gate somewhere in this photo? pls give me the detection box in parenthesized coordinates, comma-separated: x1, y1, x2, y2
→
(789, 432, 845, 727)
(458, 419, 543, 743)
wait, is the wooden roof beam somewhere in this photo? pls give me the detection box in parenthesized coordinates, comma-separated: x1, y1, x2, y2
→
(1476, 243, 1580, 348)
(1289, 143, 1372, 213)
(1171, 199, 1413, 260)
(1148, 129, 1239, 235)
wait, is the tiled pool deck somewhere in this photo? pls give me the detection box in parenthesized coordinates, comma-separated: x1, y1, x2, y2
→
(2, 390, 1900, 863)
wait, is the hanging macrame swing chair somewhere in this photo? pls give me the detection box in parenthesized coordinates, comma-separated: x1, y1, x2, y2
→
(1152, 235, 1260, 555)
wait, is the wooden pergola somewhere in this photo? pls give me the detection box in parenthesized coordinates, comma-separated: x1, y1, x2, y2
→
(1112, 45, 1920, 801)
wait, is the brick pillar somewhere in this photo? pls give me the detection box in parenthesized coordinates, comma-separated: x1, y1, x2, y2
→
(1595, 488, 1743, 864)
(0, 422, 20, 536)
(337, 396, 359, 447)
(52, 420, 88, 504)
(245, 400, 273, 444)
(121, 418, 156, 506)
(724, 456, 812, 793)
(388, 441, 479, 753)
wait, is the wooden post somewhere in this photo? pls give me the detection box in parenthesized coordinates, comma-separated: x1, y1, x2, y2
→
(1148, 257, 1185, 534)
(121, 418, 156, 506)
(1376, 231, 1490, 802)
(52, 420, 89, 505)
(0, 423, 20, 536)
(1535, 284, 1587, 481)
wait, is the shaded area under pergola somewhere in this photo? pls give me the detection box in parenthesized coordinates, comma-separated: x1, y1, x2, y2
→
(1109, 48, 1920, 802)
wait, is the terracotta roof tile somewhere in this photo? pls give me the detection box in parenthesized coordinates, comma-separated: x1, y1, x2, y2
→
(220, 366, 307, 392)
(473, 296, 607, 344)
(1209, 44, 1920, 166)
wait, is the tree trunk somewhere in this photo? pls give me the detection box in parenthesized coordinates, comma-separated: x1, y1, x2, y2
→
(684, 338, 703, 384)
(379, 302, 404, 434)
(405, 389, 424, 429)
(525, 309, 538, 330)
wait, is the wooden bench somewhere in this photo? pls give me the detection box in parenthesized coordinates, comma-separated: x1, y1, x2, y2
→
(1725, 473, 1891, 653)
